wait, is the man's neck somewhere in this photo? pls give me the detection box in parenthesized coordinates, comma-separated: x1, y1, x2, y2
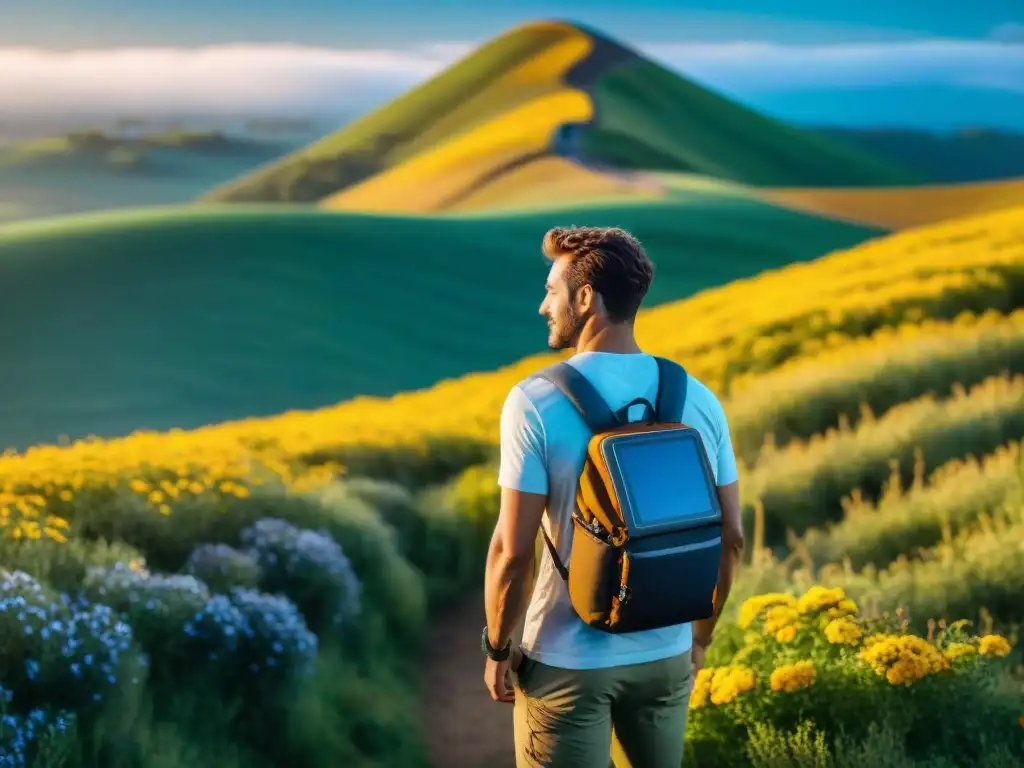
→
(574, 322, 642, 355)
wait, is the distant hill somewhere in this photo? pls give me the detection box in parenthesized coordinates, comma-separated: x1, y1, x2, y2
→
(0, 129, 284, 174)
(203, 20, 920, 207)
(0, 197, 877, 451)
(810, 127, 1024, 183)
(0, 128, 296, 225)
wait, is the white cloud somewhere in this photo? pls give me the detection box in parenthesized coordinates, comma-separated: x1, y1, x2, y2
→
(0, 36, 1020, 117)
(0, 44, 448, 115)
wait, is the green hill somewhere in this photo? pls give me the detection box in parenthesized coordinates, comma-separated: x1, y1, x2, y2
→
(809, 126, 1024, 183)
(0, 199, 878, 451)
(202, 20, 921, 205)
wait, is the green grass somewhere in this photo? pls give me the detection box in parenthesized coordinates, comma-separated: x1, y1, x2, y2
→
(203, 19, 918, 204)
(0, 198, 878, 452)
(576, 53, 927, 187)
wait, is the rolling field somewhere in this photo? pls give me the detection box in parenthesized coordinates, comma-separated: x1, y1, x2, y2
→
(0, 197, 878, 452)
(1, 202, 1022, 766)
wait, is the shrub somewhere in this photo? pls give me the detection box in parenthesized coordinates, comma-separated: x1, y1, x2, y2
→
(69, 480, 425, 649)
(0, 571, 143, 716)
(226, 588, 319, 694)
(0, 537, 146, 596)
(79, 562, 318, 706)
(0, 570, 145, 764)
(239, 518, 361, 638)
(0, 705, 78, 768)
(686, 585, 1023, 766)
(184, 543, 261, 594)
(410, 462, 501, 605)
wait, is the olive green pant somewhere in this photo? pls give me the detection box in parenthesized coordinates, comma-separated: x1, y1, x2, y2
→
(511, 648, 692, 767)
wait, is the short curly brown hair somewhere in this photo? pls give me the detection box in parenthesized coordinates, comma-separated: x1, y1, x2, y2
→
(541, 225, 654, 323)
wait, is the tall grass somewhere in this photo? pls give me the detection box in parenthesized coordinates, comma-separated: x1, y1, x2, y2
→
(727, 309, 1024, 461)
(825, 514, 1024, 633)
(800, 441, 1024, 570)
(745, 373, 1024, 540)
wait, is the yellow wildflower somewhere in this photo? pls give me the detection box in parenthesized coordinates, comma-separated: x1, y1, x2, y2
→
(43, 526, 68, 544)
(775, 625, 798, 643)
(943, 643, 977, 661)
(978, 635, 1012, 658)
(709, 666, 757, 705)
(45, 514, 69, 530)
(689, 666, 757, 709)
(738, 592, 797, 629)
(824, 599, 859, 621)
(824, 617, 863, 646)
(861, 632, 891, 649)
(857, 635, 950, 685)
(688, 667, 714, 710)
(770, 661, 815, 693)
(764, 604, 800, 634)
(797, 585, 847, 615)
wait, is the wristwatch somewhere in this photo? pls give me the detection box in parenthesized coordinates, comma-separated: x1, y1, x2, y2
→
(481, 626, 511, 661)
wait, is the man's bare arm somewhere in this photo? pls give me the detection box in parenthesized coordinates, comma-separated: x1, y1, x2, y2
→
(692, 480, 744, 647)
(484, 486, 547, 649)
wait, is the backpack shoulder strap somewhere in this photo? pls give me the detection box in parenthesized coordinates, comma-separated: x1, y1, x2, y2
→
(527, 361, 618, 584)
(654, 357, 688, 422)
(530, 361, 618, 433)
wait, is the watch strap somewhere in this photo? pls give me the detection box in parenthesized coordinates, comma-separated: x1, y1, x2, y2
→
(481, 626, 511, 661)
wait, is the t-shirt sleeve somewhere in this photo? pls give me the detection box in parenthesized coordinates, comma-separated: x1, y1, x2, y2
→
(497, 384, 549, 495)
(713, 396, 739, 486)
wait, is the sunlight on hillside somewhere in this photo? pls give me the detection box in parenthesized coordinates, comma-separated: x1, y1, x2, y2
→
(442, 156, 664, 212)
(321, 89, 595, 211)
(759, 177, 1024, 230)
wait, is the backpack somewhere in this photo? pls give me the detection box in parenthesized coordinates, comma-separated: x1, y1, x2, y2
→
(527, 356, 723, 634)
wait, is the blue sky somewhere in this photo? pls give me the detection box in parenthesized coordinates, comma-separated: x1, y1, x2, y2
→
(2, 1, 1022, 129)
(3, 0, 1018, 47)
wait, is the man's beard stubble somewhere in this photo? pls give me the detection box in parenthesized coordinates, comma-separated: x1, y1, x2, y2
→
(548, 303, 588, 351)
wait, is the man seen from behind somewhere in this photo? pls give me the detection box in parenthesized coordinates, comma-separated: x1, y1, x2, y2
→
(481, 225, 745, 767)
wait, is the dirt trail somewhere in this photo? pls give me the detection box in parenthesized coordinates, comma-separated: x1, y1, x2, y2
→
(421, 590, 517, 768)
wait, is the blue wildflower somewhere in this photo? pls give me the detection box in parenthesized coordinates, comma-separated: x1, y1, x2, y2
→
(240, 518, 362, 636)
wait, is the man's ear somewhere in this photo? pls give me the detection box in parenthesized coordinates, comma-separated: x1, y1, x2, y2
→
(576, 283, 595, 314)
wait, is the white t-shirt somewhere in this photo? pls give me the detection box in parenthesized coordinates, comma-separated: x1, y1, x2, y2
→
(497, 351, 738, 670)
